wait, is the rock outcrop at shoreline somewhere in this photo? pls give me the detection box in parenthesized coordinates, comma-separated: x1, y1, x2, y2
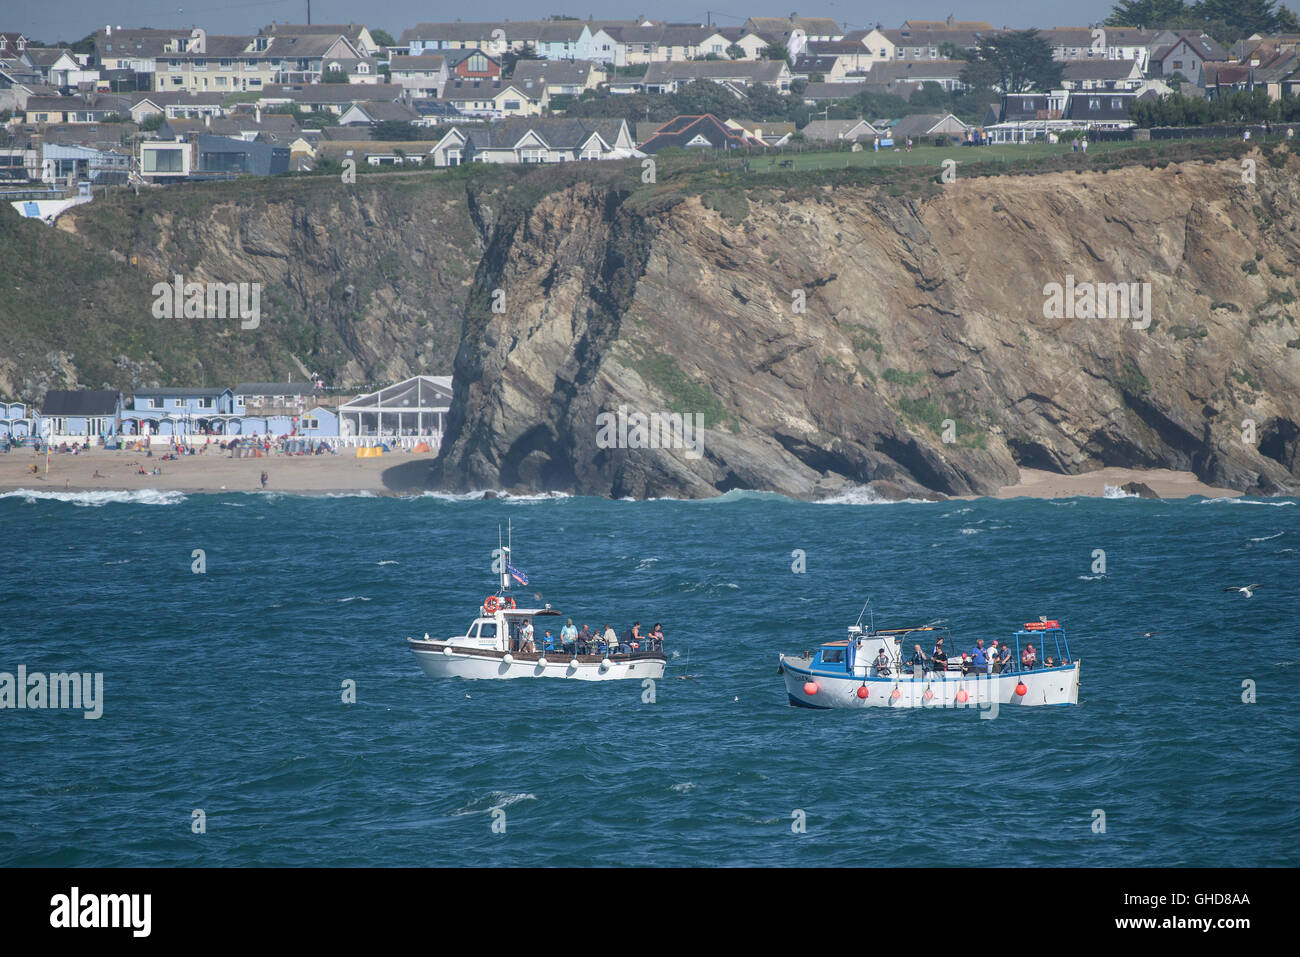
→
(431, 154, 1300, 498)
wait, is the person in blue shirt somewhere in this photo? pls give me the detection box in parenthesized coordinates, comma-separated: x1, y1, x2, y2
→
(970, 639, 989, 674)
(560, 619, 578, 655)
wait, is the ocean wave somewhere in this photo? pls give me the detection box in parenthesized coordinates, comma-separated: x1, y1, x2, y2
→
(0, 488, 185, 507)
(417, 489, 571, 503)
(1077, 574, 1107, 581)
(671, 782, 696, 793)
(449, 791, 537, 816)
(337, 596, 371, 603)
(1103, 484, 1139, 499)
(816, 485, 932, 505)
(959, 527, 982, 535)
(1249, 531, 1284, 542)
(376, 560, 400, 566)
(1199, 498, 1296, 507)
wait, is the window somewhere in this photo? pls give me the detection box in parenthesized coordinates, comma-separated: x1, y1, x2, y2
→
(504, 99, 520, 111)
(143, 147, 185, 172)
(173, 400, 185, 409)
(168, 59, 180, 70)
(148, 398, 163, 409)
(193, 59, 207, 71)
(1111, 98, 1123, 109)
(480, 622, 497, 638)
(219, 59, 233, 70)
(1089, 97, 1100, 109)
(197, 398, 214, 410)
(1171, 60, 1182, 69)
(301, 416, 317, 429)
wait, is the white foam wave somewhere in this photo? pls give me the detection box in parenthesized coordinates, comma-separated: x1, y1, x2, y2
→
(449, 791, 537, 816)
(0, 488, 185, 506)
(671, 782, 696, 793)
(1199, 498, 1296, 507)
(1250, 531, 1284, 542)
(376, 560, 400, 566)
(816, 485, 930, 505)
(337, 596, 371, 603)
(1103, 484, 1138, 499)
(959, 527, 982, 535)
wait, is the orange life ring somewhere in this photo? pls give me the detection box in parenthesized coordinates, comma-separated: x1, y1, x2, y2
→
(504, 596, 516, 609)
(483, 596, 501, 614)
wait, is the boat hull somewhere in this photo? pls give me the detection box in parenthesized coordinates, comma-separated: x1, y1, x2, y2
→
(780, 655, 1080, 710)
(410, 640, 666, 681)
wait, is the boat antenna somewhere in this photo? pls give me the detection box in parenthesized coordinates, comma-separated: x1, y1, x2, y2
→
(854, 597, 871, 628)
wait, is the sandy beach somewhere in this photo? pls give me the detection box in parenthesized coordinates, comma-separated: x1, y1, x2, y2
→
(0, 448, 1248, 499)
(0, 446, 439, 495)
(991, 466, 1241, 499)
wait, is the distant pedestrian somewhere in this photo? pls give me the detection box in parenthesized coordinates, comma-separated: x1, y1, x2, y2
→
(873, 135, 879, 152)
(260, 470, 268, 489)
(1071, 137, 1079, 152)
(1080, 137, 1088, 154)
(905, 137, 912, 152)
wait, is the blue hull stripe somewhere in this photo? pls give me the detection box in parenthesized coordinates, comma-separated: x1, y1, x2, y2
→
(788, 693, 832, 710)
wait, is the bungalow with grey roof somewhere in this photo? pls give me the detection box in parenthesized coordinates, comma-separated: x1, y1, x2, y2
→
(641, 59, 791, 94)
(1061, 59, 1144, 91)
(431, 117, 635, 165)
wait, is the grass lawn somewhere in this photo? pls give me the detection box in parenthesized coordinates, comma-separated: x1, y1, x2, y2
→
(751, 138, 1215, 174)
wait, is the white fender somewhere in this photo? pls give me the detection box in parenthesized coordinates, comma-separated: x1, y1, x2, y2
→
(502, 653, 514, 665)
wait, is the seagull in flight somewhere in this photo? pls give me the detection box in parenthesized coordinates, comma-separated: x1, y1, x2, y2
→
(1224, 585, 1261, 598)
(1141, 631, 1159, 638)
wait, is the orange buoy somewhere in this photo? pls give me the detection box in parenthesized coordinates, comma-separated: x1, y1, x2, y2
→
(890, 688, 901, 700)
(856, 686, 869, 699)
(956, 689, 968, 703)
(804, 681, 819, 695)
(1015, 682, 1028, 696)
(923, 688, 934, 701)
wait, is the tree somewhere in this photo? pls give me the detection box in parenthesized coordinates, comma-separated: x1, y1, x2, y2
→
(1194, 0, 1286, 34)
(503, 43, 543, 76)
(370, 29, 396, 48)
(140, 114, 164, 132)
(966, 30, 1063, 94)
(937, 41, 969, 60)
(1106, 0, 1191, 26)
(761, 42, 791, 65)
(323, 69, 348, 83)
(727, 44, 746, 60)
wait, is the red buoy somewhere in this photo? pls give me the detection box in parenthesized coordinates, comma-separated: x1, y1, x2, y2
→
(890, 688, 901, 700)
(956, 689, 968, 704)
(804, 681, 819, 696)
(1015, 682, 1028, 696)
(856, 686, 870, 699)
(923, 688, 934, 701)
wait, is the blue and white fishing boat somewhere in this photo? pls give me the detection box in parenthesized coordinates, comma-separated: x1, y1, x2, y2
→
(779, 614, 1080, 709)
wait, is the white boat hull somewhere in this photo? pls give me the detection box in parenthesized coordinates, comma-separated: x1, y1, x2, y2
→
(780, 655, 1080, 709)
(410, 640, 666, 681)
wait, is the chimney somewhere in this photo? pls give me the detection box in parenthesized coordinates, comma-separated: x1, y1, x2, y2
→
(105, 25, 111, 36)
(947, 14, 954, 28)
(204, 113, 210, 127)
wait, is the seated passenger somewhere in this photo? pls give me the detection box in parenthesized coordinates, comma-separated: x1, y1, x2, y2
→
(1044, 655, 1055, 668)
(648, 623, 665, 652)
(874, 649, 891, 676)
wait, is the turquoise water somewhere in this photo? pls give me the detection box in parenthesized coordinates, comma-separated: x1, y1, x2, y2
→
(1, 488, 1296, 866)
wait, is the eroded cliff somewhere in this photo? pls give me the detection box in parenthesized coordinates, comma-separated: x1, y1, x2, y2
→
(431, 153, 1300, 497)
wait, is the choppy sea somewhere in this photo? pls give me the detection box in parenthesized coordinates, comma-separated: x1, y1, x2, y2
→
(1, 487, 1296, 866)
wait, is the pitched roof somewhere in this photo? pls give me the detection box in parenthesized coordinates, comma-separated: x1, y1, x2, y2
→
(510, 59, 600, 86)
(1063, 59, 1142, 80)
(389, 55, 447, 71)
(799, 118, 880, 140)
(463, 117, 627, 150)
(41, 390, 120, 416)
(638, 113, 763, 151)
(643, 59, 787, 83)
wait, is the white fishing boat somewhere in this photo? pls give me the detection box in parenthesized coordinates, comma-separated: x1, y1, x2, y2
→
(779, 614, 1080, 710)
(407, 529, 667, 682)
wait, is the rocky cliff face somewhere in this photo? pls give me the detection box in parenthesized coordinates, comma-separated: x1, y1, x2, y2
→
(431, 154, 1300, 497)
(0, 172, 480, 398)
